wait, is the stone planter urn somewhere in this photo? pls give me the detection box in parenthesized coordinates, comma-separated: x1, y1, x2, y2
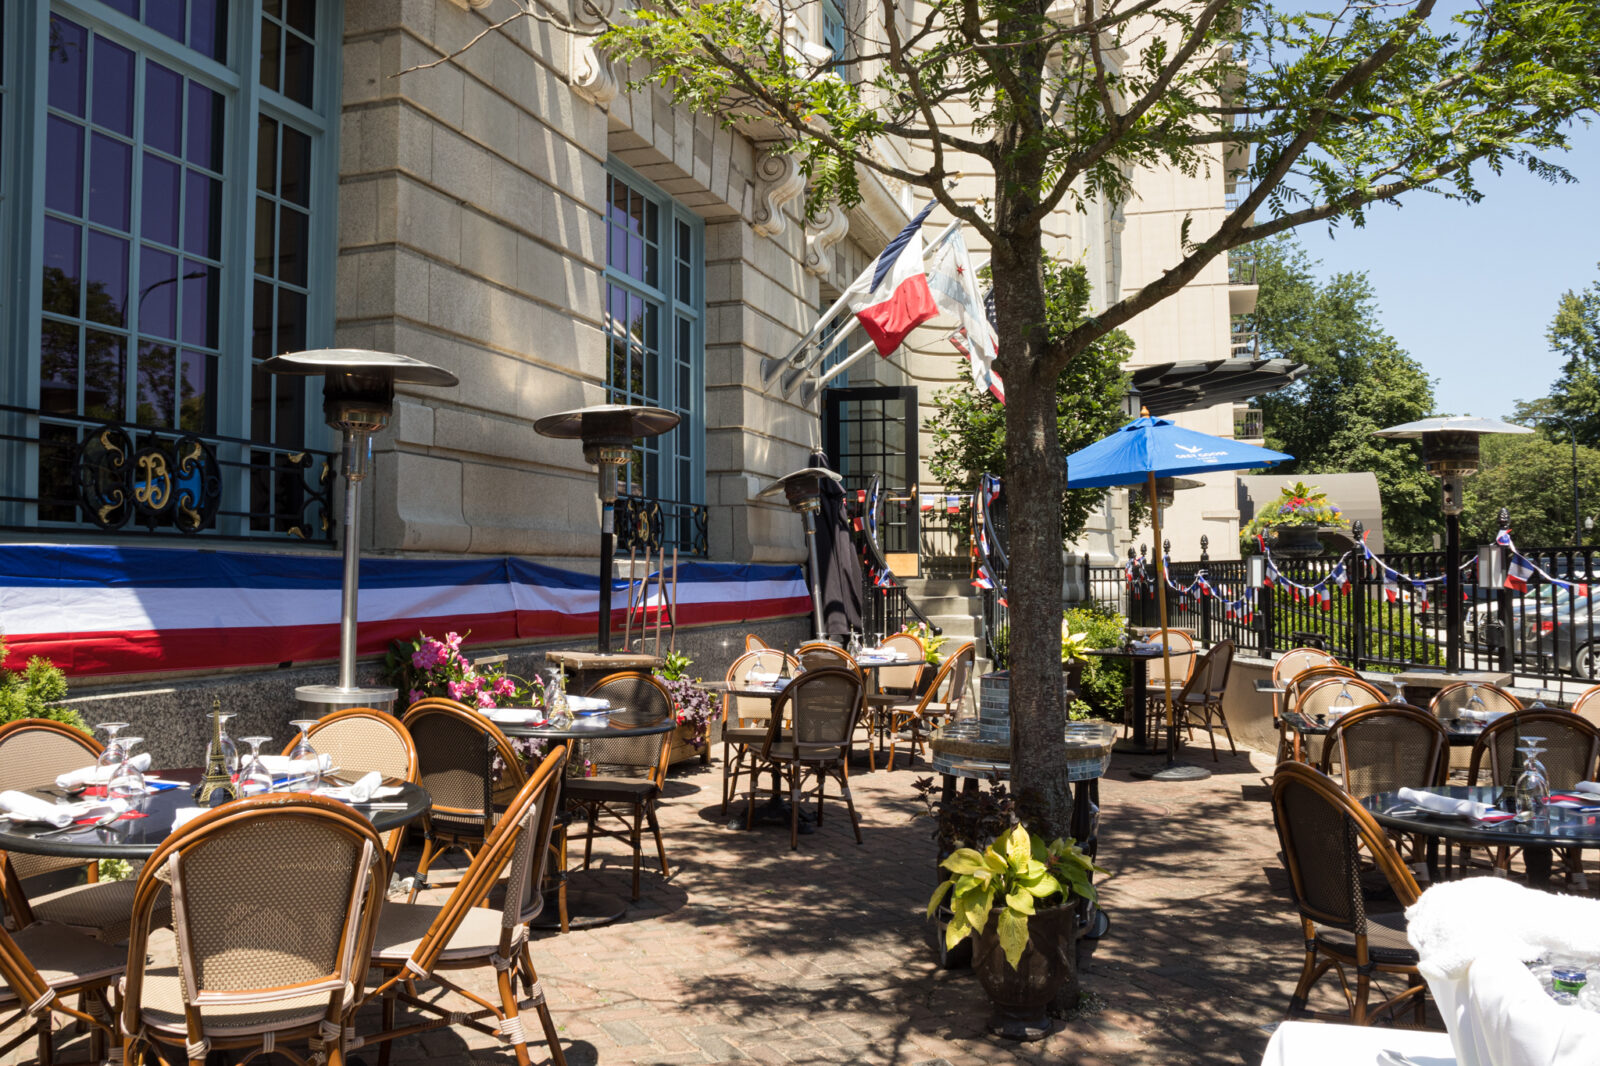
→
(971, 902, 1078, 1040)
(1267, 525, 1325, 558)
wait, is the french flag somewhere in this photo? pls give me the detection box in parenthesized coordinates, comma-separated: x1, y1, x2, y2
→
(1505, 554, 1535, 593)
(848, 202, 940, 356)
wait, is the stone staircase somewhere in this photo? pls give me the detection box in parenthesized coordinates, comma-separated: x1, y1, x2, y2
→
(900, 576, 992, 673)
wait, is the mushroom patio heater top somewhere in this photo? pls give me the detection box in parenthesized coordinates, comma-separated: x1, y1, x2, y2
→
(533, 404, 680, 655)
(756, 466, 844, 642)
(1373, 416, 1531, 672)
(262, 348, 460, 713)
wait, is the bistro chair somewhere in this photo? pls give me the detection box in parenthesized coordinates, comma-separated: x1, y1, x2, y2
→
(362, 746, 569, 1066)
(885, 642, 974, 771)
(0, 719, 168, 943)
(1571, 685, 1600, 729)
(1467, 710, 1600, 882)
(1179, 639, 1236, 760)
(1288, 676, 1390, 764)
(1276, 664, 1360, 760)
(1320, 704, 1450, 797)
(1270, 762, 1428, 1026)
(299, 707, 420, 864)
(720, 649, 797, 815)
(1271, 650, 1343, 757)
(797, 642, 859, 674)
(744, 634, 771, 651)
(747, 668, 865, 849)
(0, 917, 124, 1065)
(1128, 629, 1196, 734)
(563, 672, 676, 901)
(120, 794, 387, 1066)
(1430, 682, 1522, 720)
(861, 631, 927, 771)
(400, 699, 526, 903)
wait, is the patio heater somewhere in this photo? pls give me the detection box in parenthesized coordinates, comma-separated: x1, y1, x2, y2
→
(1373, 417, 1531, 673)
(261, 348, 460, 715)
(533, 404, 680, 655)
(756, 467, 844, 641)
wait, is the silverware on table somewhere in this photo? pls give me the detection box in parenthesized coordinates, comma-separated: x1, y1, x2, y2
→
(34, 809, 124, 836)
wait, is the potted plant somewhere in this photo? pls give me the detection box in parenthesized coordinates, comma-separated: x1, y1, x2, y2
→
(1240, 480, 1348, 558)
(1060, 618, 1089, 698)
(654, 650, 714, 766)
(912, 777, 1016, 970)
(927, 824, 1105, 1040)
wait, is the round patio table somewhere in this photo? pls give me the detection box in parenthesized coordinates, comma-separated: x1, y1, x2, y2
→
(0, 768, 430, 861)
(493, 713, 676, 930)
(1081, 645, 1170, 754)
(1361, 785, 1600, 886)
(1279, 710, 1489, 762)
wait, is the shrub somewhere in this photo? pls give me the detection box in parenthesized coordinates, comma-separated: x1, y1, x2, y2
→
(0, 637, 86, 734)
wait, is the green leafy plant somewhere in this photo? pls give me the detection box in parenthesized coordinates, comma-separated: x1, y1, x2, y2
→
(1060, 618, 1090, 664)
(904, 622, 947, 667)
(1063, 606, 1128, 720)
(1242, 481, 1349, 551)
(653, 651, 716, 748)
(0, 636, 85, 733)
(657, 649, 694, 682)
(927, 824, 1105, 969)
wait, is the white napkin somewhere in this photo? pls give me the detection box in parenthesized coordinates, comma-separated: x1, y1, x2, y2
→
(488, 708, 548, 725)
(55, 753, 152, 789)
(171, 807, 207, 833)
(257, 754, 334, 775)
(317, 771, 401, 804)
(1573, 781, 1600, 797)
(1397, 787, 1509, 821)
(0, 790, 127, 828)
(747, 671, 781, 685)
(565, 696, 611, 712)
(1457, 709, 1509, 724)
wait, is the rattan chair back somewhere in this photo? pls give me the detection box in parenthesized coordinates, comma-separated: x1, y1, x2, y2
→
(1283, 665, 1359, 716)
(724, 650, 793, 728)
(304, 708, 419, 861)
(1571, 685, 1600, 729)
(1205, 639, 1236, 701)
(1274, 647, 1341, 685)
(396, 745, 567, 974)
(1272, 762, 1420, 935)
(1321, 704, 1449, 796)
(1296, 676, 1389, 720)
(1144, 630, 1197, 689)
(766, 669, 863, 759)
(744, 633, 770, 651)
(939, 642, 977, 716)
(401, 699, 524, 827)
(1471, 710, 1600, 789)
(875, 632, 926, 692)
(1430, 681, 1522, 719)
(122, 795, 386, 1059)
(798, 642, 859, 674)
(583, 671, 676, 782)
(0, 719, 102, 884)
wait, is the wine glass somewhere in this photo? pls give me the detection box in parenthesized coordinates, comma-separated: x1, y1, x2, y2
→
(1391, 679, 1408, 707)
(238, 737, 273, 795)
(206, 712, 239, 778)
(1515, 737, 1551, 821)
(543, 668, 571, 727)
(108, 737, 147, 799)
(95, 722, 129, 779)
(285, 720, 322, 792)
(1331, 682, 1356, 718)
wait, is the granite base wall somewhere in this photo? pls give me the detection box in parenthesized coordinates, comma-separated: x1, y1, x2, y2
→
(60, 616, 811, 769)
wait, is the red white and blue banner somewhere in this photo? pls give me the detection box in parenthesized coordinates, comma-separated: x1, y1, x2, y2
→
(846, 201, 940, 356)
(0, 544, 810, 677)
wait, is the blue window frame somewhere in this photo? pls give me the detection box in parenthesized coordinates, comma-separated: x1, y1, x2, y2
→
(604, 162, 704, 506)
(0, 0, 341, 537)
(821, 0, 846, 72)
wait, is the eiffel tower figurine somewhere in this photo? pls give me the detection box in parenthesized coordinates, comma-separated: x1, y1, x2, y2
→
(194, 698, 239, 804)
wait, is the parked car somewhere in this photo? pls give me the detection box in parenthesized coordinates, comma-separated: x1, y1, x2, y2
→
(1520, 586, 1600, 677)
(1469, 582, 1570, 649)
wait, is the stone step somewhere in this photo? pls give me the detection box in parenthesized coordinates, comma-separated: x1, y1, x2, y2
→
(902, 578, 977, 599)
(916, 595, 985, 617)
(928, 614, 980, 639)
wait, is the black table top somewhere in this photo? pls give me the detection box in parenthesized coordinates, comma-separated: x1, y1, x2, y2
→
(1082, 646, 1165, 660)
(0, 769, 430, 860)
(495, 717, 677, 741)
(1362, 786, 1600, 848)
(1282, 710, 1488, 746)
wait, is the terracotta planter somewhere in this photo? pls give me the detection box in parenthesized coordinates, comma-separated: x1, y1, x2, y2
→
(971, 902, 1077, 1041)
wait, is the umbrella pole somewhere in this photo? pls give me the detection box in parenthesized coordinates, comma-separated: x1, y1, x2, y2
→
(1135, 470, 1212, 783)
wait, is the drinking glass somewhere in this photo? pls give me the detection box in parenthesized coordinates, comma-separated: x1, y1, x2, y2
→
(1466, 685, 1487, 716)
(847, 631, 862, 657)
(543, 668, 571, 727)
(1515, 738, 1551, 821)
(1331, 683, 1356, 717)
(206, 712, 239, 777)
(285, 719, 322, 792)
(239, 737, 273, 795)
(94, 722, 130, 778)
(108, 737, 147, 799)
(1391, 679, 1408, 707)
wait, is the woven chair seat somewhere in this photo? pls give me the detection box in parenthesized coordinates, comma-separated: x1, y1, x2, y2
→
(765, 741, 844, 763)
(137, 966, 333, 1038)
(722, 726, 769, 745)
(564, 776, 658, 804)
(0, 921, 124, 998)
(1314, 910, 1416, 966)
(31, 878, 170, 943)
(372, 900, 512, 964)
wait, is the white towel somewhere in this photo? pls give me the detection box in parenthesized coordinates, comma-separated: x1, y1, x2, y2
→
(317, 771, 400, 804)
(1573, 781, 1600, 797)
(256, 754, 334, 775)
(1397, 787, 1508, 821)
(565, 696, 611, 712)
(0, 790, 127, 828)
(488, 708, 548, 725)
(55, 753, 152, 790)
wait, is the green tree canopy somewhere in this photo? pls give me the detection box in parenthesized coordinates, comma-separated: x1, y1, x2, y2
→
(927, 260, 1136, 542)
(1516, 266, 1600, 446)
(1250, 237, 1442, 550)
(1462, 433, 1600, 547)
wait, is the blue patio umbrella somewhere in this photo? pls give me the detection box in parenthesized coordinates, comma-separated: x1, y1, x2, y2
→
(1066, 415, 1292, 780)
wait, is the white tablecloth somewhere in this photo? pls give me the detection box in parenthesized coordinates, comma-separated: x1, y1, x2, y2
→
(1260, 1021, 1456, 1066)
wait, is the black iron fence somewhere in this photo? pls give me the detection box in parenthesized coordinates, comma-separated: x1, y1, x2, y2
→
(1090, 537, 1600, 686)
(614, 493, 709, 558)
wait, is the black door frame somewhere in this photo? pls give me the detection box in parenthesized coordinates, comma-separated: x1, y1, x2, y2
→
(823, 385, 919, 556)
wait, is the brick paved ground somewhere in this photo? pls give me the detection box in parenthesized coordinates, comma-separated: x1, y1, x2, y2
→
(17, 743, 1355, 1065)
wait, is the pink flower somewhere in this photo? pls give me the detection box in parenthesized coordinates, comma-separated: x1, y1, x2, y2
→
(494, 676, 517, 697)
(447, 680, 469, 700)
(444, 632, 464, 649)
(409, 688, 425, 704)
(476, 690, 496, 709)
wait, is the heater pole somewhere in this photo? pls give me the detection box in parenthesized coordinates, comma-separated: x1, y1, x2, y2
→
(599, 489, 615, 655)
(803, 509, 826, 641)
(338, 431, 365, 691)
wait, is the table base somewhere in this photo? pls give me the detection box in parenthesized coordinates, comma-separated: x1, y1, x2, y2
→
(532, 887, 631, 930)
(1112, 737, 1162, 756)
(1128, 759, 1212, 782)
(738, 796, 817, 833)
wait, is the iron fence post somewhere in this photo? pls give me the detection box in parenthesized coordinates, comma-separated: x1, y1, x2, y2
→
(1198, 535, 1212, 645)
(1498, 507, 1515, 675)
(1349, 520, 1366, 669)
(1261, 564, 1275, 657)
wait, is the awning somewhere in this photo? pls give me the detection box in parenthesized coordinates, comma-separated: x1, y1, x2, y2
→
(1128, 357, 1305, 416)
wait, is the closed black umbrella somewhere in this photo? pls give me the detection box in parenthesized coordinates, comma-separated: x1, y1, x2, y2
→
(810, 451, 864, 639)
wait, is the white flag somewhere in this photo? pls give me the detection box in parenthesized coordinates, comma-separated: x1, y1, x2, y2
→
(924, 225, 1004, 402)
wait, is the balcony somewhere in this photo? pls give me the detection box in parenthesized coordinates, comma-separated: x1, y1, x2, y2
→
(1233, 405, 1264, 441)
(1226, 245, 1258, 316)
(1230, 315, 1259, 359)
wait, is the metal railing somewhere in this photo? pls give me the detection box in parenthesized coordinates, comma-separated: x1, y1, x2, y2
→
(614, 493, 709, 557)
(975, 479, 1008, 667)
(1234, 406, 1264, 440)
(850, 474, 940, 637)
(1227, 248, 1256, 286)
(0, 404, 336, 541)
(1230, 316, 1259, 359)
